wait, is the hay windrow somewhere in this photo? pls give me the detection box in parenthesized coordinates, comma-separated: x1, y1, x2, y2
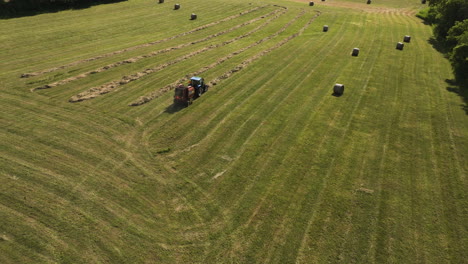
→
(70, 8, 290, 103)
(130, 10, 321, 106)
(21, 5, 269, 79)
(32, 8, 284, 92)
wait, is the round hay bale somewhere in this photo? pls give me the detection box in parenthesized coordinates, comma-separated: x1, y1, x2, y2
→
(352, 48, 360, 56)
(367, 0, 371, 4)
(323, 25, 329, 32)
(333, 84, 344, 95)
(396, 42, 404, 50)
(322, 0, 325, 1)
(421, 0, 426, 4)
(174, 4, 180, 10)
(403, 35, 411, 43)
(159, 0, 164, 3)
(309, 1, 314, 6)
(191, 13, 197, 20)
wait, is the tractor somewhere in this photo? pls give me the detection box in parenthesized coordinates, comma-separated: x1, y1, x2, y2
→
(173, 76, 208, 106)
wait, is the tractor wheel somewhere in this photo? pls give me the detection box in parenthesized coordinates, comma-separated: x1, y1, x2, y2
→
(197, 88, 202, 97)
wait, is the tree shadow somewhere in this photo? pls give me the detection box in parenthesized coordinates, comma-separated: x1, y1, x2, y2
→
(446, 79, 468, 115)
(427, 37, 451, 54)
(0, 0, 127, 19)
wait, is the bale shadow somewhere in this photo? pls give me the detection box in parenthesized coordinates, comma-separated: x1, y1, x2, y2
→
(164, 103, 186, 114)
(445, 79, 468, 115)
(332, 92, 343, 97)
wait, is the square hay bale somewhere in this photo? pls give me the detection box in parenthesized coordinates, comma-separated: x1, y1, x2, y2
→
(174, 4, 180, 10)
(403, 35, 411, 43)
(309, 1, 314, 6)
(333, 84, 345, 95)
(396, 42, 404, 50)
(323, 25, 329, 32)
(352, 48, 360, 56)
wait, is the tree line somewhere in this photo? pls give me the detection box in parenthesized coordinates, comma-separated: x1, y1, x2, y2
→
(0, 0, 127, 17)
(422, 0, 468, 87)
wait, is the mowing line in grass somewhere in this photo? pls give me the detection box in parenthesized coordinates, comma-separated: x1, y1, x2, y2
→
(31, 7, 285, 93)
(131, 10, 321, 106)
(68, 8, 294, 103)
(20, 5, 270, 79)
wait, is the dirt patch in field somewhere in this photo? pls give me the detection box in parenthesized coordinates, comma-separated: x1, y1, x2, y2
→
(21, 5, 268, 79)
(129, 9, 320, 106)
(291, 0, 416, 16)
(70, 7, 289, 103)
(32, 8, 284, 93)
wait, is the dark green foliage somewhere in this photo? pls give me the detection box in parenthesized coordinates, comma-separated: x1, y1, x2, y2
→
(431, 0, 468, 40)
(428, 0, 468, 86)
(450, 43, 468, 84)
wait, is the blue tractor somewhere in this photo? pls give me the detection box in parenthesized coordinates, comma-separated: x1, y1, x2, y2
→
(173, 76, 208, 106)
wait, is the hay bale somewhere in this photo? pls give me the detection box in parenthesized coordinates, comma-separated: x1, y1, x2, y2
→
(403, 35, 411, 43)
(174, 4, 180, 10)
(309, 1, 314, 6)
(367, 0, 371, 4)
(333, 84, 344, 95)
(421, 0, 426, 4)
(352, 48, 360, 56)
(191, 13, 197, 20)
(159, 0, 164, 3)
(396, 42, 404, 50)
(323, 25, 329, 32)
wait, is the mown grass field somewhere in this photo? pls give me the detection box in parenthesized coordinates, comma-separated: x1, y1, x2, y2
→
(1, 0, 467, 263)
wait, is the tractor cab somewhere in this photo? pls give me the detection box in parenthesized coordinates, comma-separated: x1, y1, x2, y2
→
(188, 76, 204, 89)
(188, 76, 207, 97)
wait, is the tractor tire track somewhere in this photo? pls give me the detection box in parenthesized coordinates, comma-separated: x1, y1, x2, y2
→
(31, 8, 284, 92)
(20, 5, 269, 79)
(68, 8, 292, 103)
(130, 10, 320, 106)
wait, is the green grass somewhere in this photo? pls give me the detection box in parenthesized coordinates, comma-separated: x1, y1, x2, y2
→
(1, 0, 467, 263)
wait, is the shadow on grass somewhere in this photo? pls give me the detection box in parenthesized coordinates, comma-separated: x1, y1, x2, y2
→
(164, 103, 186, 114)
(332, 93, 343, 97)
(428, 37, 451, 54)
(446, 79, 468, 115)
(0, 0, 127, 19)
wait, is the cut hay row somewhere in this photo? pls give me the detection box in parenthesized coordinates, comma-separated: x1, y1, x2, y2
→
(20, 5, 270, 78)
(130, 10, 321, 106)
(68, 8, 294, 103)
(31, 8, 285, 92)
